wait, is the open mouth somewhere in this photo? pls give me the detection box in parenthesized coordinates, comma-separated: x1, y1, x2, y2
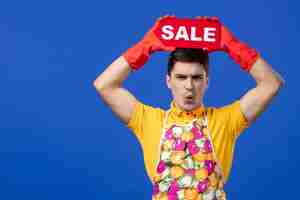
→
(184, 95, 194, 103)
(185, 94, 194, 99)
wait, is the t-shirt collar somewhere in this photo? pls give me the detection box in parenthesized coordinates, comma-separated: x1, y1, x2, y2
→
(170, 101, 205, 118)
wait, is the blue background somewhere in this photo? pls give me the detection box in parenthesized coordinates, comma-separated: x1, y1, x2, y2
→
(0, 0, 297, 199)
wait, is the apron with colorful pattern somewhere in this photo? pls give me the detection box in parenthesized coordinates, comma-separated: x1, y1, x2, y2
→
(152, 110, 227, 200)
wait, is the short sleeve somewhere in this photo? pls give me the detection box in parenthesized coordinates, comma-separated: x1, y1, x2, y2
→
(207, 100, 249, 181)
(127, 101, 165, 142)
(212, 100, 249, 139)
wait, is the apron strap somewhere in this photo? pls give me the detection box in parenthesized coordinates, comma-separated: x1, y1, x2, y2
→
(202, 114, 226, 183)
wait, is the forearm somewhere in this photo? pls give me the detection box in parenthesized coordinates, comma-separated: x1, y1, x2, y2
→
(240, 56, 284, 123)
(93, 56, 138, 124)
(94, 56, 131, 92)
(249, 57, 284, 90)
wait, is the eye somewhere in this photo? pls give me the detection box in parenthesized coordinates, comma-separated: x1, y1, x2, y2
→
(192, 75, 203, 80)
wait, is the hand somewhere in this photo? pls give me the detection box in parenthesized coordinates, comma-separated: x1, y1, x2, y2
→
(123, 15, 176, 70)
(143, 15, 177, 53)
(196, 16, 259, 71)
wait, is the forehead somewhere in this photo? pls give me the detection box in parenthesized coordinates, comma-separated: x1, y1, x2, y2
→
(171, 61, 206, 75)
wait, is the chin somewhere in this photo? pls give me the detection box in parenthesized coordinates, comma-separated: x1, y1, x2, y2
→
(182, 104, 197, 111)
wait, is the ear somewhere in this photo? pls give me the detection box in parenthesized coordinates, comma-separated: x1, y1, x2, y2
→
(205, 76, 209, 90)
(166, 74, 171, 89)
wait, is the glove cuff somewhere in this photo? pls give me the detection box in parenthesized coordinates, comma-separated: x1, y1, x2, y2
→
(123, 41, 151, 70)
(226, 39, 259, 72)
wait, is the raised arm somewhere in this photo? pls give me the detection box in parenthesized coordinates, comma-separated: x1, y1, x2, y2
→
(93, 16, 175, 124)
(215, 18, 285, 124)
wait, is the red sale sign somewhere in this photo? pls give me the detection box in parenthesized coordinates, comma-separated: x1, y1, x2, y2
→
(154, 18, 221, 51)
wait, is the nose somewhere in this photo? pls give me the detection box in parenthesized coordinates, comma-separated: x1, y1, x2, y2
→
(184, 78, 193, 90)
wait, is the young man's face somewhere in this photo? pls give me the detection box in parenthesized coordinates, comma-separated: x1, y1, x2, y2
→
(166, 61, 209, 111)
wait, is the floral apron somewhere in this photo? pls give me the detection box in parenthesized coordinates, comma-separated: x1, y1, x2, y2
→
(152, 110, 227, 200)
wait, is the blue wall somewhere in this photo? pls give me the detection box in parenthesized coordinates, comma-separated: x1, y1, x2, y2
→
(0, 0, 297, 199)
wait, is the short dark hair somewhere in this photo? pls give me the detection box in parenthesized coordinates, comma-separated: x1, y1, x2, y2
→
(167, 48, 209, 76)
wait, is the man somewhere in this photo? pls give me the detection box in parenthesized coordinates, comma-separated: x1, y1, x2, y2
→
(94, 16, 284, 200)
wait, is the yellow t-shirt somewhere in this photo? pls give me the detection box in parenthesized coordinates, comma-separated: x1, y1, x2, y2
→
(127, 100, 249, 182)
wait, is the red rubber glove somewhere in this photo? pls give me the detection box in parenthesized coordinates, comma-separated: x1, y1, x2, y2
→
(123, 17, 176, 70)
(199, 17, 259, 72)
(221, 22, 259, 71)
